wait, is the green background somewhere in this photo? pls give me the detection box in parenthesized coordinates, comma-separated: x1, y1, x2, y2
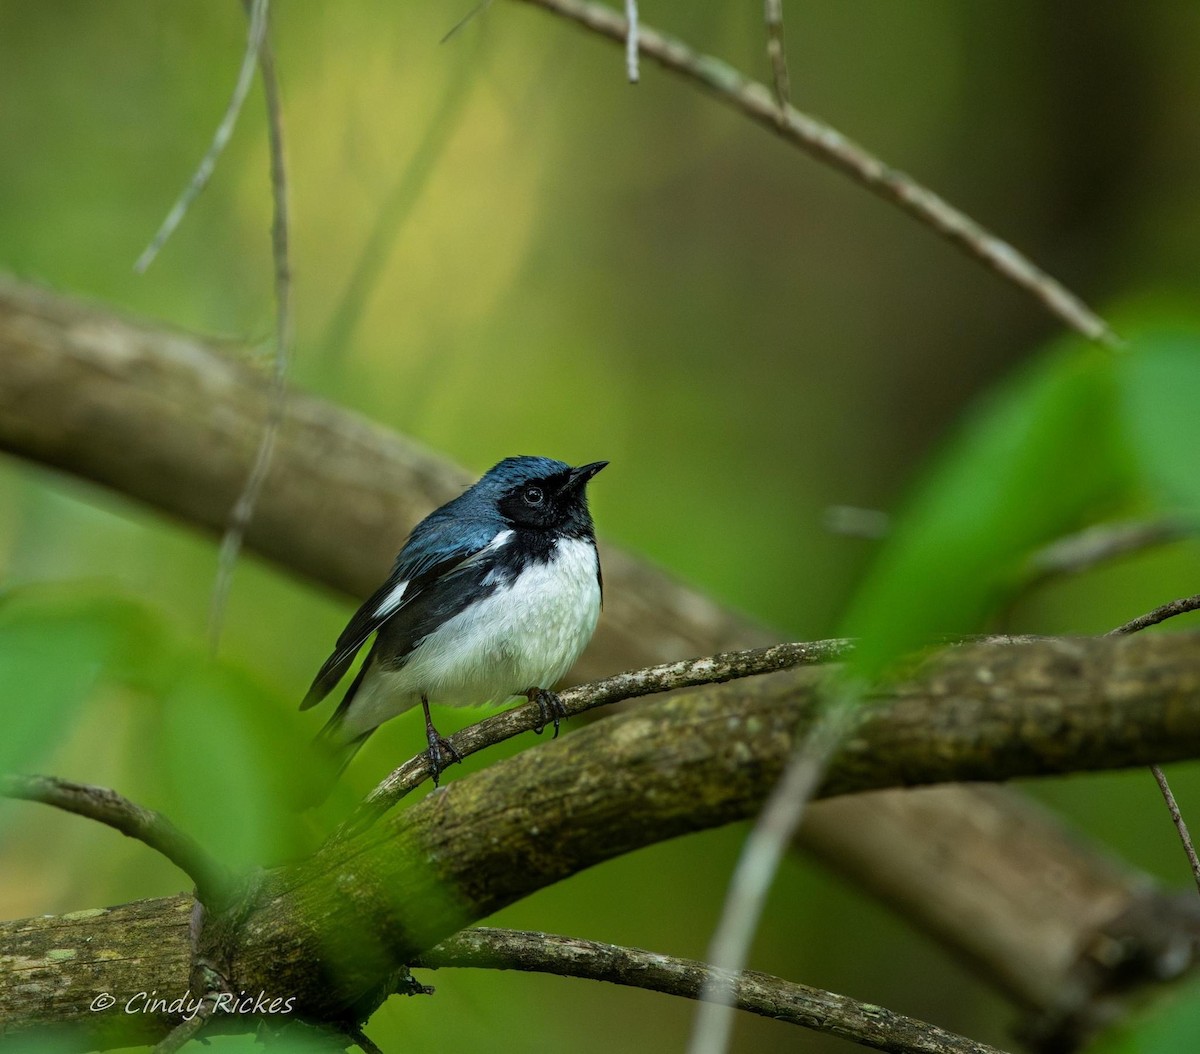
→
(2, 2, 1200, 1051)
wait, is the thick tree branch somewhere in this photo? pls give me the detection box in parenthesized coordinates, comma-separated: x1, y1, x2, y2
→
(0, 274, 768, 683)
(6, 631, 1200, 1047)
(0, 275, 1190, 1039)
(511, 0, 1117, 346)
(0, 774, 232, 908)
(418, 927, 1005, 1054)
(342, 639, 852, 835)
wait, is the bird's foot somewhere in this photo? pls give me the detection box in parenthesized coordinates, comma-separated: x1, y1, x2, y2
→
(425, 729, 462, 787)
(421, 695, 462, 787)
(525, 687, 568, 739)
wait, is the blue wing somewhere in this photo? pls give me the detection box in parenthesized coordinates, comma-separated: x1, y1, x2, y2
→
(300, 511, 502, 711)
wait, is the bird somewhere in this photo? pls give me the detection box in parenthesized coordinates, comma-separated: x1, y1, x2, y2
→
(300, 455, 607, 797)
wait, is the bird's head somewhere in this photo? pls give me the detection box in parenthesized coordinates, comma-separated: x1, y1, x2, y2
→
(479, 456, 607, 536)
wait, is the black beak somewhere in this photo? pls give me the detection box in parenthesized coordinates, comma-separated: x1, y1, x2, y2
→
(565, 461, 608, 492)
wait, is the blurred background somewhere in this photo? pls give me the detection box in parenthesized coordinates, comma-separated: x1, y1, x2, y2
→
(2, 2, 1200, 1051)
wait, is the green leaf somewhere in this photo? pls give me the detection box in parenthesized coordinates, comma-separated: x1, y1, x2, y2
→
(1117, 329, 1200, 519)
(153, 657, 309, 871)
(0, 591, 124, 772)
(839, 341, 1133, 679)
(0, 584, 310, 868)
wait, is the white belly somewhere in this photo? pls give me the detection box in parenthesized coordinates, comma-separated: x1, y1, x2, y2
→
(342, 537, 601, 738)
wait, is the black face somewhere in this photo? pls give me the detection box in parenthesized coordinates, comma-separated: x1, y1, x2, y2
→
(497, 462, 607, 536)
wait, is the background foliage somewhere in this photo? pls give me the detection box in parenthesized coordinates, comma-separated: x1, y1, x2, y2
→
(3, 2, 1200, 1051)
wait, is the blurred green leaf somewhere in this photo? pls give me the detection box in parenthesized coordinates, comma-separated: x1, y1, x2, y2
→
(0, 590, 126, 772)
(0, 583, 310, 868)
(1117, 330, 1200, 519)
(1088, 974, 1200, 1054)
(153, 656, 309, 871)
(840, 341, 1134, 678)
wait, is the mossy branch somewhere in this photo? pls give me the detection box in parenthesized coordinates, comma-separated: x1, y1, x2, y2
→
(6, 632, 1200, 1046)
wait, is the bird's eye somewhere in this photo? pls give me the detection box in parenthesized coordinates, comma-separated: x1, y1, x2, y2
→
(522, 486, 545, 506)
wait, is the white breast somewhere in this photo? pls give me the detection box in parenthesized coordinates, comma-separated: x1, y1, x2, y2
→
(342, 537, 601, 738)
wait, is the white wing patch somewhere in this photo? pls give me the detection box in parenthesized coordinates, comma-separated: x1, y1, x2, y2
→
(370, 530, 514, 620)
(460, 528, 515, 569)
(373, 579, 408, 619)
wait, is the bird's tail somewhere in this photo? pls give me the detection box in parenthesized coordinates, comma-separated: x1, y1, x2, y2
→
(292, 715, 373, 811)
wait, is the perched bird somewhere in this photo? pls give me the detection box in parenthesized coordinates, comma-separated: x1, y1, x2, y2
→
(301, 456, 607, 795)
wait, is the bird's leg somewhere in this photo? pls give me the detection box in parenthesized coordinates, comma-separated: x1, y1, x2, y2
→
(524, 687, 568, 739)
(421, 694, 461, 786)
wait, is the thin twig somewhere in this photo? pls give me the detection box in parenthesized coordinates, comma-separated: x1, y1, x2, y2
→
(763, 0, 790, 107)
(416, 928, 1006, 1054)
(511, 0, 1118, 347)
(1023, 519, 1191, 591)
(349, 1026, 385, 1054)
(1149, 765, 1200, 898)
(689, 695, 860, 1054)
(0, 774, 232, 908)
(208, 1, 293, 652)
(150, 992, 222, 1054)
(330, 639, 852, 842)
(624, 0, 639, 82)
(1107, 594, 1200, 637)
(441, 0, 495, 43)
(135, 0, 269, 273)
(1108, 595, 1200, 896)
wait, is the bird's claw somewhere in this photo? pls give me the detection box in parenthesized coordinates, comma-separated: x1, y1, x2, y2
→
(425, 732, 462, 787)
(526, 688, 568, 739)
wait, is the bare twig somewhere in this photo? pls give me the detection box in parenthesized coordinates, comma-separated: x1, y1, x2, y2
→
(690, 695, 860, 1054)
(1149, 765, 1200, 898)
(1108, 595, 1200, 895)
(349, 1026, 385, 1054)
(624, 0, 639, 82)
(1023, 519, 1191, 591)
(763, 0, 790, 107)
(417, 927, 1006, 1054)
(510, 0, 1118, 347)
(209, 1, 293, 652)
(135, 0, 269, 273)
(150, 993, 220, 1054)
(441, 0, 495, 43)
(331, 639, 852, 841)
(0, 774, 232, 908)
(1107, 594, 1200, 638)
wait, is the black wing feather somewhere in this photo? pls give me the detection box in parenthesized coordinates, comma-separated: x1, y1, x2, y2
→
(299, 516, 501, 711)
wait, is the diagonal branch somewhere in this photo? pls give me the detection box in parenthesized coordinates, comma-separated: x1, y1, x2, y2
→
(7, 631, 1200, 1046)
(0, 278, 1189, 1039)
(417, 927, 1006, 1054)
(338, 639, 852, 837)
(1108, 594, 1200, 638)
(511, 0, 1117, 347)
(209, 0, 294, 651)
(134, 0, 269, 273)
(763, 0, 790, 108)
(1108, 595, 1200, 896)
(242, 631, 1200, 1025)
(0, 774, 232, 908)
